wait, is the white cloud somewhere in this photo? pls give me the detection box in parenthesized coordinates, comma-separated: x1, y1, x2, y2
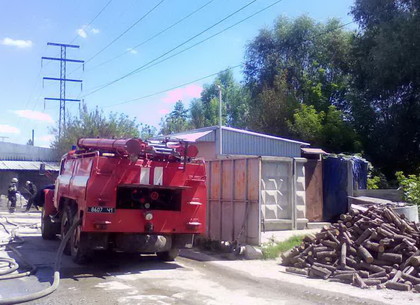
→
(76, 25, 100, 39)
(0, 124, 20, 134)
(77, 28, 88, 39)
(126, 48, 138, 55)
(1, 37, 32, 48)
(12, 110, 54, 123)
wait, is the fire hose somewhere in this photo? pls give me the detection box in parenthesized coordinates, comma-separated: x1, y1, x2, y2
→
(0, 217, 81, 304)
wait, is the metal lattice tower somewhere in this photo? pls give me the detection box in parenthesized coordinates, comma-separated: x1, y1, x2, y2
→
(42, 42, 84, 139)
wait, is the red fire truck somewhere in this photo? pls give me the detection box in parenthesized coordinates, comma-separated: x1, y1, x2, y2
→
(41, 138, 206, 264)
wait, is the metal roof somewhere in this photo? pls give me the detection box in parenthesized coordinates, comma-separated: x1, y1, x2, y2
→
(164, 126, 309, 158)
(0, 142, 58, 162)
(302, 148, 328, 155)
(165, 126, 309, 145)
(0, 161, 60, 171)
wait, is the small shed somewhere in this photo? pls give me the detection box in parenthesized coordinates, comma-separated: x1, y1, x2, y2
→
(166, 126, 310, 245)
(0, 142, 59, 196)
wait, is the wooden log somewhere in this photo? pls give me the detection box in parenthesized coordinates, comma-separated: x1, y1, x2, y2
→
(303, 234, 316, 243)
(327, 230, 340, 245)
(378, 252, 403, 264)
(281, 248, 300, 265)
(333, 273, 355, 282)
(286, 267, 309, 276)
(372, 259, 390, 266)
(414, 284, 420, 293)
(391, 270, 402, 283)
(316, 251, 337, 260)
(385, 281, 412, 291)
(358, 245, 374, 263)
(353, 273, 368, 289)
(409, 256, 420, 267)
(346, 257, 358, 268)
(313, 262, 336, 273)
(370, 270, 387, 278)
(348, 246, 358, 257)
(403, 266, 415, 275)
(401, 273, 420, 285)
(358, 262, 386, 273)
(313, 246, 331, 253)
(363, 241, 385, 253)
(355, 228, 374, 245)
(364, 279, 381, 286)
(340, 243, 347, 268)
(310, 265, 332, 279)
(358, 270, 370, 278)
(321, 240, 340, 250)
(343, 231, 354, 245)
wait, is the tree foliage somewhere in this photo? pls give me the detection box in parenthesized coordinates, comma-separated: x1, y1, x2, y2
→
(189, 70, 250, 129)
(243, 16, 360, 153)
(160, 101, 190, 134)
(51, 103, 139, 157)
(349, 0, 420, 176)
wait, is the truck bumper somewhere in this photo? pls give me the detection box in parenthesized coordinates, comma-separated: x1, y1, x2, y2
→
(83, 233, 194, 253)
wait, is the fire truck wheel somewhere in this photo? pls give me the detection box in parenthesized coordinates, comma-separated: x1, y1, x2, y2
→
(70, 220, 93, 264)
(60, 205, 75, 255)
(41, 208, 56, 240)
(156, 248, 179, 261)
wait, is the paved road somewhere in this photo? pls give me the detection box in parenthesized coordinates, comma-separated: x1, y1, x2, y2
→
(0, 211, 384, 305)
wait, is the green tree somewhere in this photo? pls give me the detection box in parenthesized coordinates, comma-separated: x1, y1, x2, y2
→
(139, 123, 157, 140)
(51, 103, 139, 157)
(288, 104, 361, 153)
(190, 70, 250, 129)
(160, 101, 189, 134)
(244, 16, 353, 114)
(288, 104, 324, 145)
(350, 0, 420, 176)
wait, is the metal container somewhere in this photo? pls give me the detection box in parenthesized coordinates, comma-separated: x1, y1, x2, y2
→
(206, 156, 307, 245)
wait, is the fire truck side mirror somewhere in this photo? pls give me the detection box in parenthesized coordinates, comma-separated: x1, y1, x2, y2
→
(39, 163, 46, 175)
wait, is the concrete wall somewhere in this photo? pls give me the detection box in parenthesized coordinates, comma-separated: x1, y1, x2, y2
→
(353, 189, 403, 202)
(305, 160, 323, 221)
(206, 156, 307, 246)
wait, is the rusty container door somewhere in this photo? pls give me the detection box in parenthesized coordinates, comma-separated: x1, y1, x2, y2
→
(207, 158, 261, 245)
(305, 159, 323, 221)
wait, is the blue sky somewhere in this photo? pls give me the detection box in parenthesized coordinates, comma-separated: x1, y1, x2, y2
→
(0, 0, 355, 147)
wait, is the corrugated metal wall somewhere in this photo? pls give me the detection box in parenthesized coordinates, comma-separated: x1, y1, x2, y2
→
(220, 129, 302, 158)
(0, 142, 58, 161)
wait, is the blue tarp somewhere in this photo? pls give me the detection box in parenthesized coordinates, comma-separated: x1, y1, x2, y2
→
(352, 157, 368, 190)
(322, 156, 368, 221)
(323, 157, 348, 221)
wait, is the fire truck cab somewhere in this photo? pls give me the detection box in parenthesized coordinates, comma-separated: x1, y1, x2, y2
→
(41, 138, 206, 264)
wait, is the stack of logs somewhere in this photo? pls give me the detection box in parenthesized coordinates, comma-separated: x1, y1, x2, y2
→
(282, 206, 420, 292)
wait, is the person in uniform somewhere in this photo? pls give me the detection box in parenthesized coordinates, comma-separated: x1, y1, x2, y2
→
(8, 178, 18, 213)
(24, 180, 38, 212)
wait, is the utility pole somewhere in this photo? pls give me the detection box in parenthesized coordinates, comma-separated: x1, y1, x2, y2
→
(42, 42, 84, 139)
(217, 85, 223, 156)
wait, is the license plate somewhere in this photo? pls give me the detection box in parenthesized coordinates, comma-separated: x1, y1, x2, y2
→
(88, 207, 115, 213)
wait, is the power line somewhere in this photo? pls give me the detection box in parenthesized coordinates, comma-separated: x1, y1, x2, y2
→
(107, 0, 285, 82)
(69, 0, 114, 44)
(83, 0, 257, 97)
(84, 0, 166, 65)
(104, 65, 242, 108)
(86, 0, 216, 72)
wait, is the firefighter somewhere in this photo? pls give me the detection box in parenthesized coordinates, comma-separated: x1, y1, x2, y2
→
(8, 178, 18, 213)
(24, 180, 38, 212)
